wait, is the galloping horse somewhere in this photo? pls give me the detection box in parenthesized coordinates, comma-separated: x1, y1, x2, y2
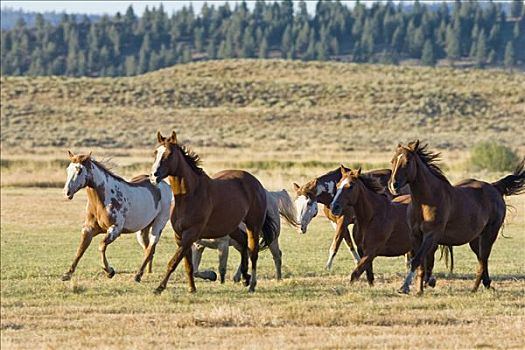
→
(389, 141, 525, 294)
(150, 131, 278, 293)
(293, 167, 407, 270)
(331, 167, 417, 285)
(62, 151, 172, 282)
(193, 189, 299, 282)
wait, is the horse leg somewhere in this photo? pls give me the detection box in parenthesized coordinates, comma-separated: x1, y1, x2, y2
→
(471, 224, 499, 292)
(269, 238, 282, 280)
(245, 227, 259, 293)
(191, 243, 217, 282)
(183, 245, 196, 293)
(217, 239, 229, 284)
(350, 253, 376, 285)
(345, 222, 361, 264)
(400, 232, 437, 295)
(230, 230, 250, 285)
(98, 225, 121, 278)
(62, 226, 95, 281)
(154, 230, 198, 295)
(135, 229, 162, 283)
(424, 244, 438, 288)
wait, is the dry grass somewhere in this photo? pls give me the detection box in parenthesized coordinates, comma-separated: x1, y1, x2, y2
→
(1, 188, 524, 349)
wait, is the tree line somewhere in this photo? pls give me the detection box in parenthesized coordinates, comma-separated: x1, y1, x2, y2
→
(1, 0, 524, 77)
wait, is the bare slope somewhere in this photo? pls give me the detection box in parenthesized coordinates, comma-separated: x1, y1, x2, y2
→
(1, 59, 524, 154)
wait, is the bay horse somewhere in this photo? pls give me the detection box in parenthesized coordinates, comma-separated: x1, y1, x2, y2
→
(62, 151, 172, 282)
(330, 167, 425, 285)
(150, 131, 278, 293)
(389, 140, 525, 294)
(192, 189, 299, 283)
(293, 166, 409, 271)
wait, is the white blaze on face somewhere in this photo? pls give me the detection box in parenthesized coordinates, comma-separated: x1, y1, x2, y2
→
(336, 177, 350, 190)
(64, 162, 86, 199)
(151, 145, 166, 182)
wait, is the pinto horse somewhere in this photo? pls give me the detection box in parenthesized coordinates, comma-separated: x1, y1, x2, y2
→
(150, 131, 278, 293)
(62, 151, 172, 282)
(293, 167, 408, 270)
(389, 141, 525, 294)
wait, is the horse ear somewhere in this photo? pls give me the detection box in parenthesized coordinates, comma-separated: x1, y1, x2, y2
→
(356, 167, 362, 176)
(408, 140, 420, 151)
(67, 150, 75, 160)
(339, 164, 347, 175)
(169, 130, 178, 144)
(157, 131, 166, 144)
(397, 143, 402, 148)
(77, 152, 92, 163)
(293, 183, 300, 192)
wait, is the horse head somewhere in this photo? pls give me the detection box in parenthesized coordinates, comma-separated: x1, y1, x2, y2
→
(292, 180, 319, 234)
(331, 166, 361, 216)
(389, 140, 419, 195)
(64, 150, 92, 200)
(150, 130, 178, 185)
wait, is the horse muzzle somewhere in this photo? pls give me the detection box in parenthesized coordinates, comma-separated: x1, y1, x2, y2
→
(150, 175, 160, 185)
(331, 204, 342, 216)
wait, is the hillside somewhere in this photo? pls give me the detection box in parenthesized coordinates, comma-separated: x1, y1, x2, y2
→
(2, 60, 524, 157)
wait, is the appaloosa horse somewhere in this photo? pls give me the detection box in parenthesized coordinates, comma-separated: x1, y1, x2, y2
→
(192, 189, 299, 282)
(390, 141, 524, 294)
(62, 151, 172, 282)
(150, 131, 278, 293)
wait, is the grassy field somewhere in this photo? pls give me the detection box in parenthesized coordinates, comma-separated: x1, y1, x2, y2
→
(1, 60, 525, 348)
(1, 187, 524, 349)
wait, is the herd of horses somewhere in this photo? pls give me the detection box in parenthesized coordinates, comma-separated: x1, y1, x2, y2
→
(63, 131, 525, 295)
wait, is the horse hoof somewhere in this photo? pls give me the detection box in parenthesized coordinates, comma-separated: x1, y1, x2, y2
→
(233, 275, 241, 283)
(397, 287, 410, 294)
(248, 287, 256, 293)
(209, 271, 217, 282)
(134, 274, 142, 283)
(61, 273, 72, 281)
(106, 268, 115, 279)
(153, 287, 164, 295)
(188, 288, 196, 294)
(427, 277, 436, 288)
(416, 290, 424, 296)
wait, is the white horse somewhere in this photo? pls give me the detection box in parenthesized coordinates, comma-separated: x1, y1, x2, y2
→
(62, 151, 172, 282)
(192, 190, 299, 283)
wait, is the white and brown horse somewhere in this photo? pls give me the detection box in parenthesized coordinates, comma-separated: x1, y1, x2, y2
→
(193, 189, 299, 283)
(62, 151, 172, 282)
(150, 131, 278, 293)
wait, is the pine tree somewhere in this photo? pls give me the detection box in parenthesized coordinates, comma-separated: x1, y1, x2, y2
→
(475, 29, 487, 68)
(446, 25, 461, 65)
(421, 39, 436, 66)
(258, 37, 269, 58)
(510, 0, 524, 18)
(504, 41, 515, 69)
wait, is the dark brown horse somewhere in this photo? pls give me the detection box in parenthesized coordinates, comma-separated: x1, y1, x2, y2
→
(330, 167, 414, 285)
(293, 166, 409, 270)
(150, 131, 278, 293)
(389, 141, 525, 294)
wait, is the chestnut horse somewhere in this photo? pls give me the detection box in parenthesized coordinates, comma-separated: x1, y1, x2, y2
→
(150, 131, 278, 293)
(62, 151, 172, 282)
(293, 167, 408, 270)
(193, 189, 299, 283)
(389, 141, 525, 294)
(330, 167, 428, 285)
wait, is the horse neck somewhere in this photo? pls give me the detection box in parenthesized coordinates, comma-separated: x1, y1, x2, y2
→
(352, 181, 384, 224)
(409, 155, 450, 204)
(169, 149, 207, 195)
(85, 162, 111, 205)
(316, 172, 341, 205)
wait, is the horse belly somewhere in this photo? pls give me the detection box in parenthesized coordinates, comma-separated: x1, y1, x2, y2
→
(122, 190, 159, 232)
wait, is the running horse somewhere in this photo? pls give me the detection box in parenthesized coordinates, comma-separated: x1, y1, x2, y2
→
(62, 151, 172, 282)
(293, 167, 409, 270)
(330, 167, 420, 285)
(389, 141, 525, 294)
(150, 131, 278, 293)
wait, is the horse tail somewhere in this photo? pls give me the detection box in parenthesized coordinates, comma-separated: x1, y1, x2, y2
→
(438, 245, 454, 274)
(492, 158, 525, 196)
(272, 189, 300, 228)
(260, 210, 279, 250)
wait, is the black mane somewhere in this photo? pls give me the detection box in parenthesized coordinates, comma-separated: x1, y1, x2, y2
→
(414, 144, 450, 184)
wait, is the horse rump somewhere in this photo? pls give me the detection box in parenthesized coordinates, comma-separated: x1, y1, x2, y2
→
(492, 158, 525, 196)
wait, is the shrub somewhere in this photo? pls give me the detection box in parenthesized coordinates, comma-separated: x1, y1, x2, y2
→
(470, 141, 519, 172)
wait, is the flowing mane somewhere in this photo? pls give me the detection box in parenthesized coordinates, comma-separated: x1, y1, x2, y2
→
(176, 144, 205, 175)
(358, 174, 386, 195)
(414, 144, 450, 184)
(89, 158, 130, 183)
